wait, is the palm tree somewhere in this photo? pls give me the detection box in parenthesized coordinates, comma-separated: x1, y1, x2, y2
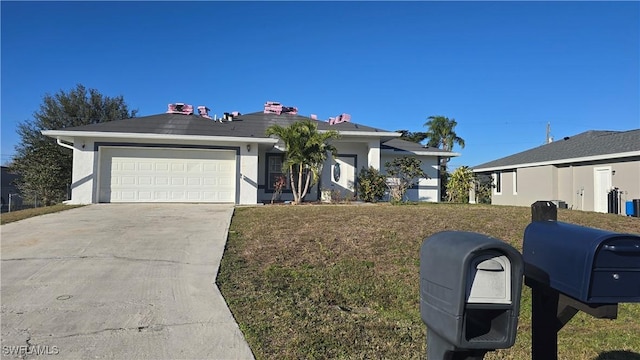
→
(424, 115, 465, 152)
(424, 115, 465, 201)
(266, 120, 339, 204)
(395, 130, 428, 144)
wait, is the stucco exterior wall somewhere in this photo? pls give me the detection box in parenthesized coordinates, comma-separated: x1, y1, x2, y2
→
(557, 166, 573, 207)
(611, 159, 640, 210)
(380, 154, 440, 202)
(490, 170, 515, 206)
(66, 135, 453, 205)
(492, 166, 557, 206)
(320, 141, 369, 193)
(559, 158, 640, 213)
(257, 141, 374, 204)
(69, 140, 97, 204)
(367, 140, 381, 170)
(68, 137, 255, 205)
(484, 157, 639, 214)
(570, 165, 594, 211)
(239, 143, 258, 205)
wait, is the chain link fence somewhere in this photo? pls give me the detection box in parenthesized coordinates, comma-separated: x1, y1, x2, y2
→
(1, 184, 71, 213)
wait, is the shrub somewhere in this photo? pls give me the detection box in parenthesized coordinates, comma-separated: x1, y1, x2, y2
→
(271, 175, 287, 204)
(446, 166, 475, 203)
(385, 157, 428, 204)
(475, 174, 494, 204)
(356, 167, 387, 203)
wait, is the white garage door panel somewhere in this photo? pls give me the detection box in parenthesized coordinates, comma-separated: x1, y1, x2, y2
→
(99, 148, 236, 203)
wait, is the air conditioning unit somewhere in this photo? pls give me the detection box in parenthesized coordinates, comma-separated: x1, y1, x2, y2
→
(550, 200, 567, 209)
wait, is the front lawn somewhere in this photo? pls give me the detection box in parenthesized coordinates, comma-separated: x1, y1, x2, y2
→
(0, 204, 85, 225)
(217, 203, 640, 360)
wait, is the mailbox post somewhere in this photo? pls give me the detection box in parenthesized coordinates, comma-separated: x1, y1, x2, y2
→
(420, 231, 524, 360)
(525, 201, 640, 360)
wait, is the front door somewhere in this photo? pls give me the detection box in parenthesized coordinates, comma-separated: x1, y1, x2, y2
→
(332, 155, 357, 200)
(593, 167, 612, 213)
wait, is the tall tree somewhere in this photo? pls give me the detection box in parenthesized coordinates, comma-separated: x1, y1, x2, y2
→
(424, 115, 465, 201)
(424, 116, 465, 152)
(265, 120, 339, 205)
(10, 84, 137, 205)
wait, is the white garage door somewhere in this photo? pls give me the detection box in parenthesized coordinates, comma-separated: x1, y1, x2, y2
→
(99, 147, 236, 203)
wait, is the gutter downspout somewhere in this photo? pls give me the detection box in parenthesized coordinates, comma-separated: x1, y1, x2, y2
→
(56, 138, 75, 151)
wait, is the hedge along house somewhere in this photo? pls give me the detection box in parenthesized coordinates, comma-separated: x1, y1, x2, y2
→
(42, 102, 459, 205)
(472, 129, 640, 214)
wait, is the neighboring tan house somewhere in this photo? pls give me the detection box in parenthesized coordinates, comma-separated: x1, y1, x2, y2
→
(472, 129, 640, 214)
(42, 103, 458, 205)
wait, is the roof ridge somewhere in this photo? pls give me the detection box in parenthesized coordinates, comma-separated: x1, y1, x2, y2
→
(586, 129, 640, 139)
(590, 130, 620, 137)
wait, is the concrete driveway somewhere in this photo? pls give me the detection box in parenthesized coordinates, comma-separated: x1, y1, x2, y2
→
(1, 204, 254, 360)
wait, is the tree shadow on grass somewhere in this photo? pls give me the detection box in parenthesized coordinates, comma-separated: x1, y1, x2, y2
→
(594, 351, 640, 360)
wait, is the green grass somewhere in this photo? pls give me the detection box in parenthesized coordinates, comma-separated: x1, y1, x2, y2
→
(0, 204, 85, 225)
(217, 203, 640, 360)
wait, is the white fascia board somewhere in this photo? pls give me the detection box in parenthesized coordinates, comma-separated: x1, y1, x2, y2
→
(41, 130, 279, 144)
(321, 130, 401, 137)
(381, 149, 461, 157)
(472, 151, 640, 172)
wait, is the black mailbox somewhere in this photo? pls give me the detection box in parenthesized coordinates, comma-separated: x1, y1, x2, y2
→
(524, 221, 640, 304)
(420, 231, 524, 358)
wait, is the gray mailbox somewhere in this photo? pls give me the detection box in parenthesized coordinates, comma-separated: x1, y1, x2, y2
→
(524, 221, 640, 304)
(420, 231, 524, 359)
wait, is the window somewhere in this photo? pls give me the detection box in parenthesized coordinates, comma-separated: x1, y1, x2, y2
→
(494, 171, 502, 195)
(333, 163, 341, 181)
(512, 170, 517, 195)
(267, 154, 287, 191)
(265, 153, 309, 192)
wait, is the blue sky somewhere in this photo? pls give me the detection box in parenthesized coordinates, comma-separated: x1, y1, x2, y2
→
(2, 1, 639, 169)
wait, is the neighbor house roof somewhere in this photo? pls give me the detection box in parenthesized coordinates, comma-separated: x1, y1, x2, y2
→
(42, 111, 400, 143)
(381, 138, 460, 157)
(473, 129, 640, 172)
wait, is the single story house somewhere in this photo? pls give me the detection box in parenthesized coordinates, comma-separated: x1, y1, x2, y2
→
(472, 129, 640, 214)
(42, 103, 459, 205)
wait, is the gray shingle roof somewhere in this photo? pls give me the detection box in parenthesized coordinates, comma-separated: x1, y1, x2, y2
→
(473, 129, 640, 170)
(381, 138, 455, 154)
(55, 111, 394, 138)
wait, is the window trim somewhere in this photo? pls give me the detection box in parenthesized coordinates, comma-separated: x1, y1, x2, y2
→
(512, 170, 517, 195)
(494, 171, 502, 195)
(265, 153, 290, 193)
